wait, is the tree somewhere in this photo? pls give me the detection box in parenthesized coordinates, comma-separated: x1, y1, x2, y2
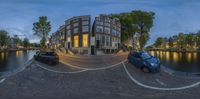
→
(131, 10, 155, 50)
(111, 10, 155, 50)
(196, 31, 200, 49)
(40, 37, 46, 48)
(154, 37, 164, 47)
(168, 37, 174, 48)
(33, 16, 51, 46)
(13, 35, 22, 46)
(110, 13, 135, 43)
(0, 30, 8, 47)
(185, 33, 194, 48)
(177, 33, 184, 49)
(23, 38, 30, 48)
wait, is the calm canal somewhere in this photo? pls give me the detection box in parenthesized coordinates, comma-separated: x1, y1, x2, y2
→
(0, 50, 35, 72)
(149, 51, 200, 73)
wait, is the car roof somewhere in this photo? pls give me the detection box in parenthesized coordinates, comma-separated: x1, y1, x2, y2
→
(130, 51, 147, 55)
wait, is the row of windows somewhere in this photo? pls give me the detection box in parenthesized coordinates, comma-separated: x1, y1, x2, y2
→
(96, 17, 111, 22)
(96, 26, 110, 33)
(73, 34, 88, 47)
(112, 30, 120, 37)
(66, 21, 89, 30)
(67, 26, 89, 34)
(96, 34, 120, 47)
(96, 26, 120, 36)
(96, 21, 110, 27)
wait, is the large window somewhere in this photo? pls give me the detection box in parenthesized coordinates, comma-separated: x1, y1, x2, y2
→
(96, 34, 100, 40)
(96, 26, 103, 33)
(82, 26, 89, 32)
(73, 22, 79, 27)
(67, 37, 71, 42)
(82, 16, 89, 20)
(82, 34, 88, 47)
(104, 22, 110, 27)
(96, 21, 103, 25)
(73, 28, 79, 33)
(106, 36, 110, 47)
(104, 27, 110, 34)
(66, 21, 70, 25)
(102, 35, 105, 47)
(116, 31, 120, 37)
(67, 30, 71, 36)
(112, 30, 117, 36)
(74, 35, 79, 47)
(82, 21, 89, 25)
(67, 25, 71, 29)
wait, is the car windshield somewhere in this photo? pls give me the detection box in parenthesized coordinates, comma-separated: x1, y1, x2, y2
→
(47, 52, 56, 56)
(140, 52, 151, 60)
(40, 52, 56, 56)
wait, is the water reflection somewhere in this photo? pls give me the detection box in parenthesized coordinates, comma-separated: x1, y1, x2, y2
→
(149, 51, 200, 73)
(0, 50, 35, 72)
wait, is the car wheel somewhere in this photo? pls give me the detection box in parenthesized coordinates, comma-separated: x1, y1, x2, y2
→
(142, 67, 150, 73)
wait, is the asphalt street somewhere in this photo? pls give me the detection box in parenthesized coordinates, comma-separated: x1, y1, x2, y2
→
(0, 52, 199, 99)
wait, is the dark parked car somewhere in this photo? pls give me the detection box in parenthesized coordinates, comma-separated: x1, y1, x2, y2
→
(127, 51, 160, 73)
(34, 51, 59, 65)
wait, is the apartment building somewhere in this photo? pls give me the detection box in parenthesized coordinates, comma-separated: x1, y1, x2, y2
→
(65, 15, 91, 54)
(92, 14, 121, 53)
(50, 14, 121, 55)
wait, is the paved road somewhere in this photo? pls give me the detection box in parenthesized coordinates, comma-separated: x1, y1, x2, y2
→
(0, 53, 199, 99)
(59, 52, 128, 68)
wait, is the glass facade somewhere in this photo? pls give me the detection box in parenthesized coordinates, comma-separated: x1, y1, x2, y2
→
(73, 22, 79, 27)
(74, 35, 79, 47)
(96, 26, 103, 33)
(73, 28, 79, 33)
(106, 36, 110, 47)
(82, 34, 88, 47)
(82, 26, 89, 32)
(67, 25, 71, 29)
(67, 37, 71, 42)
(104, 27, 110, 34)
(82, 21, 89, 25)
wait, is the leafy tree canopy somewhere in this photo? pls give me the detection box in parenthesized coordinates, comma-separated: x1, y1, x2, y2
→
(0, 30, 9, 46)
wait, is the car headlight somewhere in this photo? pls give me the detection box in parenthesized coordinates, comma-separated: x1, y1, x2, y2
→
(150, 63, 157, 67)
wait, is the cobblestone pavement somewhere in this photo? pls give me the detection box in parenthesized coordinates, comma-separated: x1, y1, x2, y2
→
(0, 53, 200, 99)
(58, 52, 128, 69)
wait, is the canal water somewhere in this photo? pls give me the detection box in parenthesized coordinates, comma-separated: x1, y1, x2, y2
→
(0, 50, 36, 73)
(149, 51, 200, 73)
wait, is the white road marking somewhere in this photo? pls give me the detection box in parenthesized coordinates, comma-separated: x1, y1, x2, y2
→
(0, 78, 5, 83)
(60, 59, 127, 71)
(36, 59, 127, 74)
(0, 58, 34, 84)
(36, 63, 88, 74)
(123, 62, 200, 91)
(156, 79, 165, 86)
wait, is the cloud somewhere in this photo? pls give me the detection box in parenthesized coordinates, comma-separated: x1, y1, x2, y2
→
(1, 0, 200, 44)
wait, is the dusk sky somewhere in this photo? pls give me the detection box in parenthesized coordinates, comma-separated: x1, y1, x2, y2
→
(0, 0, 200, 45)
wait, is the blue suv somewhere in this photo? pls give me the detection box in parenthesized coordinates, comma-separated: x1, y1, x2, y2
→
(127, 51, 160, 73)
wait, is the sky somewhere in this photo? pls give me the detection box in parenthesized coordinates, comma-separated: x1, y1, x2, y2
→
(0, 0, 200, 45)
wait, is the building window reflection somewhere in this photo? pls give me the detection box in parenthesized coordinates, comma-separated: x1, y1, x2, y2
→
(74, 35, 79, 47)
(82, 34, 88, 47)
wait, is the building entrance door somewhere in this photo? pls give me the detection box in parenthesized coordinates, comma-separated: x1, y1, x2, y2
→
(96, 40, 100, 48)
(91, 46, 95, 55)
(68, 42, 70, 49)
